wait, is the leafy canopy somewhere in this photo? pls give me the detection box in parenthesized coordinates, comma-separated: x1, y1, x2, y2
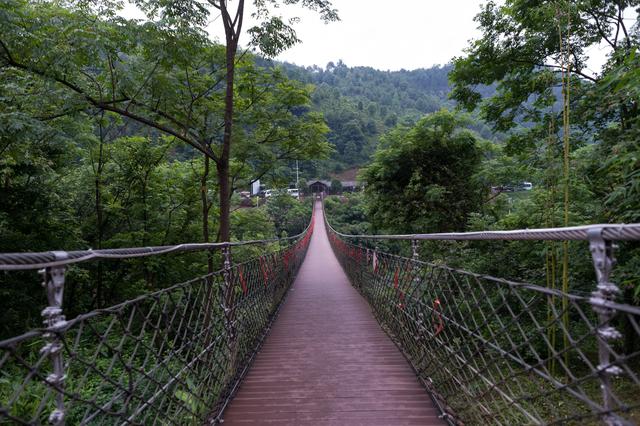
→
(362, 110, 485, 234)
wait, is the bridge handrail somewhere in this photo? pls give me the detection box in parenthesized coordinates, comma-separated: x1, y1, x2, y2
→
(0, 225, 311, 271)
(327, 221, 640, 242)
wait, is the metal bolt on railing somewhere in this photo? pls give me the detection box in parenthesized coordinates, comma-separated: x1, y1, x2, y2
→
(373, 246, 379, 272)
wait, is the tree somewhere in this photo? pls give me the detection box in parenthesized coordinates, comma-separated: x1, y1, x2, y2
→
(449, 0, 640, 223)
(330, 178, 342, 194)
(265, 193, 309, 236)
(0, 0, 335, 244)
(362, 110, 484, 233)
(449, 0, 640, 347)
(138, 0, 339, 242)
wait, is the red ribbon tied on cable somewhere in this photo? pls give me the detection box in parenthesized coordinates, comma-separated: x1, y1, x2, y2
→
(372, 251, 378, 273)
(433, 298, 444, 336)
(260, 257, 268, 287)
(239, 267, 248, 295)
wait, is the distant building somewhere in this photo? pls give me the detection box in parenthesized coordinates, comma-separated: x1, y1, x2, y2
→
(251, 179, 261, 196)
(308, 180, 330, 193)
(308, 179, 360, 194)
(341, 181, 357, 192)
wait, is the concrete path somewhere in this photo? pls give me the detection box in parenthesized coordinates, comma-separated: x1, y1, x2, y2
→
(221, 201, 443, 425)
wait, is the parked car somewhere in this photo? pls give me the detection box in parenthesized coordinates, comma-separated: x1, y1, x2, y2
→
(264, 189, 291, 198)
(287, 188, 300, 199)
(521, 181, 533, 191)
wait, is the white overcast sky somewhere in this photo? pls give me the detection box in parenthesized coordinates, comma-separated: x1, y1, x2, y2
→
(272, 0, 484, 70)
(122, 0, 623, 73)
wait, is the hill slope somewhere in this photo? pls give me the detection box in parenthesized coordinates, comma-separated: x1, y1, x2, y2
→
(281, 61, 452, 168)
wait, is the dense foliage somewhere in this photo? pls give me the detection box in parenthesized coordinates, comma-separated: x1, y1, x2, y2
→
(448, 0, 640, 306)
(323, 193, 370, 235)
(450, 0, 640, 225)
(281, 62, 451, 165)
(362, 110, 484, 233)
(268, 61, 499, 176)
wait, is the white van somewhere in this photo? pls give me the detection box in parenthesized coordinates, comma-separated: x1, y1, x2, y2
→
(522, 182, 533, 191)
(287, 188, 300, 199)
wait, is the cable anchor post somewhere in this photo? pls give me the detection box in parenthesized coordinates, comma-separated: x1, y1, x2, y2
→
(588, 228, 625, 425)
(411, 239, 420, 261)
(39, 251, 68, 425)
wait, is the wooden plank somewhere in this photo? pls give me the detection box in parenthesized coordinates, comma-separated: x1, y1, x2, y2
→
(221, 202, 444, 425)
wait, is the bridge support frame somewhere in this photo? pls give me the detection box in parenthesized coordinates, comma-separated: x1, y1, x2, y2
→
(588, 228, 625, 426)
(39, 251, 68, 426)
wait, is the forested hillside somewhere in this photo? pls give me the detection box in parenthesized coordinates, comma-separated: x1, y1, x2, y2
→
(263, 60, 496, 172)
(268, 60, 498, 173)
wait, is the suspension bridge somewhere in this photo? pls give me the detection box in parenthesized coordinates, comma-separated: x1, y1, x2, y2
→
(0, 199, 639, 425)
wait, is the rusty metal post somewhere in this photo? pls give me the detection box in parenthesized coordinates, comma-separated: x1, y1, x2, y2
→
(39, 251, 68, 425)
(588, 228, 625, 425)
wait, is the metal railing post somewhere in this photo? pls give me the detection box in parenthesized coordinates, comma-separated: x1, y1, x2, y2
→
(411, 240, 419, 261)
(39, 251, 68, 425)
(222, 244, 237, 371)
(587, 228, 624, 425)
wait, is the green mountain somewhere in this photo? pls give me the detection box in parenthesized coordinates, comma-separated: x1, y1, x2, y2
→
(252, 59, 498, 179)
(279, 61, 452, 168)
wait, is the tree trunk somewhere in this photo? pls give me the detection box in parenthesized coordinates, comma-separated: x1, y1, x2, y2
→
(217, 38, 237, 244)
(218, 30, 239, 383)
(201, 155, 214, 273)
(216, 0, 244, 387)
(94, 133, 105, 308)
(201, 154, 217, 361)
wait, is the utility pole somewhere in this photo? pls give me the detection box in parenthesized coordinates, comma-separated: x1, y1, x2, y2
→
(296, 160, 299, 189)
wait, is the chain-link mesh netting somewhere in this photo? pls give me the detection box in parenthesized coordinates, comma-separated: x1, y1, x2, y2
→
(0, 220, 313, 425)
(327, 228, 640, 425)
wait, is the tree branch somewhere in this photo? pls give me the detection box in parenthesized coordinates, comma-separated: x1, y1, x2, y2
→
(2, 51, 221, 164)
(510, 59, 597, 83)
(586, 9, 616, 50)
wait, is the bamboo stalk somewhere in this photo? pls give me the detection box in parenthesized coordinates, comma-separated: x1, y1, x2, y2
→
(557, 4, 572, 371)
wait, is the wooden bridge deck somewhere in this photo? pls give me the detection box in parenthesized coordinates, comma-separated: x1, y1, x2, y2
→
(221, 201, 443, 425)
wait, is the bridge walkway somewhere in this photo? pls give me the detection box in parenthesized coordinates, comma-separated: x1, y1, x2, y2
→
(221, 201, 443, 425)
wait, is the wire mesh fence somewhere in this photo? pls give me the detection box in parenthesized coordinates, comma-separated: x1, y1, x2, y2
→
(0, 216, 314, 425)
(325, 214, 640, 425)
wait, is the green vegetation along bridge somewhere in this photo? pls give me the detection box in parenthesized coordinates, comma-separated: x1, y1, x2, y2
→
(1, 200, 639, 425)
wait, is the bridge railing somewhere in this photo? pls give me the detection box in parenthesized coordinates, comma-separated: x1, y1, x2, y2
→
(324, 204, 640, 425)
(0, 209, 314, 425)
